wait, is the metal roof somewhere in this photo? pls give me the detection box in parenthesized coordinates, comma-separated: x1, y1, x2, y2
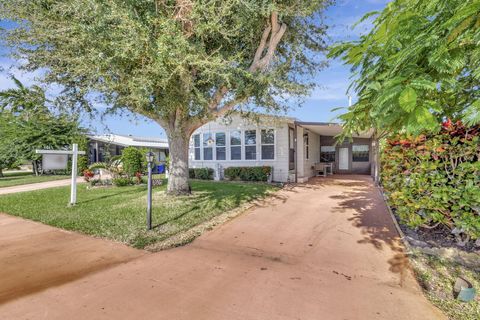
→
(88, 134, 169, 149)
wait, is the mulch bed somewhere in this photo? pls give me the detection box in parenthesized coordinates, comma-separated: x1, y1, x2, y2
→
(395, 213, 477, 253)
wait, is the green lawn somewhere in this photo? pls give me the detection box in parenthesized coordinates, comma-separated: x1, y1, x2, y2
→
(411, 251, 479, 320)
(0, 180, 276, 248)
(0, 173, 70, 188)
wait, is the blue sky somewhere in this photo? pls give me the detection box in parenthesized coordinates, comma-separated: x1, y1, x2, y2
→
(0, 0, 390, 138)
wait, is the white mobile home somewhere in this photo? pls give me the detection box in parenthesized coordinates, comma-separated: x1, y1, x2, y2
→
(189, 114, 376, 183)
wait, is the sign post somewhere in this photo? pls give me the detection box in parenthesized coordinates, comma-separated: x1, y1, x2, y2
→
(70, 144, 79, 205)
(36, 144, 86, 206)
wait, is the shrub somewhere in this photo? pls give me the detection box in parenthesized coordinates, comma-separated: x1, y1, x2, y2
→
(134, 171, 143, 185)
(83, 169, 94, 182)
(382, 121, 480, 241)
(113, 176, 134, 187)
(189, 168, 214, 180)
(224, 166, 272, 182)
(121, 147, 144, 177)
(90, 178, 113, 187)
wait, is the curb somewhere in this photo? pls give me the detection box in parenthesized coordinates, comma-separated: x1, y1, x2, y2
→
(376, 185, 413, 254)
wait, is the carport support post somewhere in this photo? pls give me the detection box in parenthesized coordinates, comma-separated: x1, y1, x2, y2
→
(70, 144, 78, 206)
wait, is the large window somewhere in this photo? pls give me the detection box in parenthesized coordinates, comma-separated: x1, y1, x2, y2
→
(193, 134, 201, 160)
(230, 130, 242, 160)
(261, 129, 275, 160)
(352, 145, 369, 162)
(320, 146, 335, 163)
(244, 130, 257, 160)
(216, 132, 226, 160)
(203, 133, 213, 160)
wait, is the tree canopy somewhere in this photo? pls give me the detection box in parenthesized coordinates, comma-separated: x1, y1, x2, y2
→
(0, 0, 331, 193)
(329, 0, 480, 138)
(0, 0, 329, 125)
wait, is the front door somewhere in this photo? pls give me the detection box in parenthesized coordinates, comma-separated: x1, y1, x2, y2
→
(339, 147, 349, 171)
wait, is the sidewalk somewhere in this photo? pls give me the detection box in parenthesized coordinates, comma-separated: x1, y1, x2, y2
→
(0, 177, 84, 195)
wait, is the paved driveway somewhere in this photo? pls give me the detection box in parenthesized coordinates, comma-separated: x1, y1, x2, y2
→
(0, 175, 444, 319)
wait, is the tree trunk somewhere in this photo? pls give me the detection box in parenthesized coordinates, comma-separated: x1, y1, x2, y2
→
(0, 168, 3, 178)
(165, 127, 191, 195)
(32, 161, 38, 176)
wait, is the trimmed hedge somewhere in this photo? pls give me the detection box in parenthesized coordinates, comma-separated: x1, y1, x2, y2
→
(224, 166, 272, 182)
(189, 168, 214, 180)
(382, 121, 480, 240)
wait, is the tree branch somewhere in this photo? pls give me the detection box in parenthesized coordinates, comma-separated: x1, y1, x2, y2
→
(206, 12, 287, 117)
(174, 0, 193, 37)
(251, 25, 272, 68)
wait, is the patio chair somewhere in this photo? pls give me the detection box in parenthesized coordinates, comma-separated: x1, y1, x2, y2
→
(314, 163, 328, 177)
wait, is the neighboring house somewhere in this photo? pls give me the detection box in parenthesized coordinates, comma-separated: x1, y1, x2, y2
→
(87, 134, 169, 164)
(189, 114, 376, 183)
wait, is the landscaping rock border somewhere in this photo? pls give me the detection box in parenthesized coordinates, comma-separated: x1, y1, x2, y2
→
(377, 187, 480, 271)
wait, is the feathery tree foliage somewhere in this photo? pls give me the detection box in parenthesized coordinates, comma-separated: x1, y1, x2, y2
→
(0, 114, 21, 177)
(329, 0, 480, 138)
(0, 77, 87, 175)
(0, 0, 331, 194)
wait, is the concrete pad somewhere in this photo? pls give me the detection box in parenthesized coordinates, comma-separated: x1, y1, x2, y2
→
(0, 175, 444, 319)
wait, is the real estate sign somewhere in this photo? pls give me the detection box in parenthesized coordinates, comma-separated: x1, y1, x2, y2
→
(36, 144, 85, 205)
(42, 154, 68, 171)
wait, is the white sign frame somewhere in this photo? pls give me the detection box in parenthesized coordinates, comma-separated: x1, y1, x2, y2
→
(36, 144, 86, 205)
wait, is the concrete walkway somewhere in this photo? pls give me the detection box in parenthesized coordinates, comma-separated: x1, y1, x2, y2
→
(0, 176, 444, 319)
(0, 177, 84, 195)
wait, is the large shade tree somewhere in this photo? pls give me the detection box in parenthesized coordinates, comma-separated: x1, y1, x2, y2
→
(329, 0, 480, 138)
(0, 0, 331, 194)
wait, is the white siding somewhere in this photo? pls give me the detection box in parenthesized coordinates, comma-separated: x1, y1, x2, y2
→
(189, 115, 291, 182)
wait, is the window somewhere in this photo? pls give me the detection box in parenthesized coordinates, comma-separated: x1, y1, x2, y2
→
(203, 133, 213, 160)
(289, 128, 295, 170)
(230, 131, 241, 160)
(245, 130, 257, 160)
(352, 145, 369, 162)
(304, 133, 309, 160)
(193, 134, 201, 160)
(320, 146, 335, 163)
(261, 129, 275, 160)
(216, 132, 226, 160)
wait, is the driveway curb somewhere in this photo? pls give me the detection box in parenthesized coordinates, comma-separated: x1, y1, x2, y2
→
(376, 186, 413, 254)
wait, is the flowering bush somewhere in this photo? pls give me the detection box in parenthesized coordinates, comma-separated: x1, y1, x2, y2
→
(82, 169, 94, 182)
(382, 121, 480, 242)
(135, 171, 143, 185)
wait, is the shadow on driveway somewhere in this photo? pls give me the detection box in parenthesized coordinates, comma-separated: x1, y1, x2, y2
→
(0, 214, 144, 304)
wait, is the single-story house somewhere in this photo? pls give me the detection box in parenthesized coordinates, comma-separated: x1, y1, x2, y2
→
(189, 114, 378, 183)
(87, 134, 169, 164)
